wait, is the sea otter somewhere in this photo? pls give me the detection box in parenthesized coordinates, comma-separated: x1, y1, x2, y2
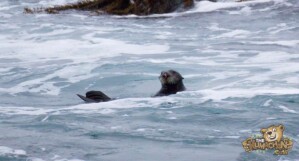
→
(77, 69, 186, 103)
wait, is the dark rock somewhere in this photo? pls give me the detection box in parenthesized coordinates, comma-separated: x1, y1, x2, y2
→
(134, 0, 194, 15)
(24, 0, 194, 15)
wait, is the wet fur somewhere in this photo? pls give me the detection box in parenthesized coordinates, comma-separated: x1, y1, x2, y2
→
(154, 70, 186, 96)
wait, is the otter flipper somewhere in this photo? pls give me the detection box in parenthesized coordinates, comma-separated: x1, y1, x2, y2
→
(77, 90, 112, 103)
(77, 94, 98, 103)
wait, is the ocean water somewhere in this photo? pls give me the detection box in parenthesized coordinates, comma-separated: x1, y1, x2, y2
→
(0, 0, 299, 160)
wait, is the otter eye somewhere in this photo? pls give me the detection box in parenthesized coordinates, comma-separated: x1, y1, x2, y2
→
(273, 128, 276, 132)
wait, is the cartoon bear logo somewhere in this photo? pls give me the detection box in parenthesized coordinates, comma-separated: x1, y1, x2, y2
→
(260, 124, 285, 142)
(242, 124, 293, 155)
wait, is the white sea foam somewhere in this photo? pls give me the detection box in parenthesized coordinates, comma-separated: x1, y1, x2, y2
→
(1, 87, 297, 116)
(30, 158, 46, 161)
(38, 0, 79, 6)
(263, 99, 272, 107)
(136, 128, 146, 132)
(66, 97, 179, 111)
(228, 6, 252, 15)
(223, 136, 240, 139)
(0, 5, 15, 12)
(210, 71, 250, 80)
(168, 117, 177, 120)
(1, 36, 169, 62)
(190, 0, 276, 13)
(284, 77, 299, 84)
(245, 51, 299, 63)
(0, 33, 169, 95)
(41, 115, 50, 122)
(0, 67, 12, 73)
(210, 29, 251, 39)
(50, 155, 85, 161)
(267, 23, 297, 34)
(278, 105, 297, 114)
(0, 107, 53, 116)
(239, 129, 252, 133)
(207, 23, 229, 31)
(196, 88, 299, 101)
(0, 13, 12, 18)
(127, 57, 199, 65)
(247, 40, 299, 47)
(0, 97, 182, 116)
(0, 146, 26, 156)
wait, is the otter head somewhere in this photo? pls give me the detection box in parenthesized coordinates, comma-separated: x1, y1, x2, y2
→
(261, 124, 285, 142)
(159, 70, 184, 86)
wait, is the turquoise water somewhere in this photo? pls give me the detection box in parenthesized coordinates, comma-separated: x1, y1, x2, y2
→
(0, 0, 299, 160)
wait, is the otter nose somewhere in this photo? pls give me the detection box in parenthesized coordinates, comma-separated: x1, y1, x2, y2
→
(161, 72, 168, 78)
(267, 131, 272, 135)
